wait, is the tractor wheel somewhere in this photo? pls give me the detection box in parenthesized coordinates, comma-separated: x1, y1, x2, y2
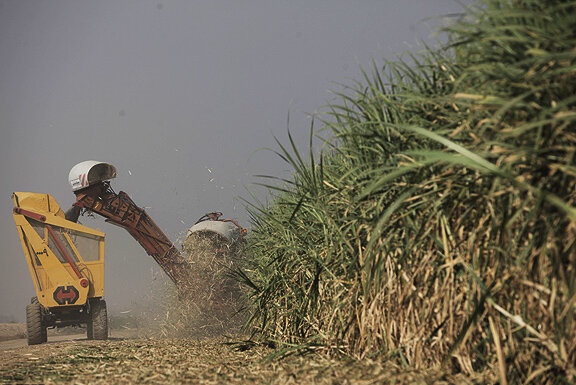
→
(88, 298, 108, 340)
(30, 297, 48, 342)
(26, 300, 46, 345)
(87, 321, 93, 340)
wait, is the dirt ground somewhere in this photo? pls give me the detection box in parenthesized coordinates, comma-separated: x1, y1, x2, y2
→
(0, 324, 482, 385)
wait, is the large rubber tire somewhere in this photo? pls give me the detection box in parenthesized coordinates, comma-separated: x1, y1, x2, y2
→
(26, 301, 46, 345)
(87, 299, 108, 340)
(31, 297, 48, 342)
(87, 321, 93, 340)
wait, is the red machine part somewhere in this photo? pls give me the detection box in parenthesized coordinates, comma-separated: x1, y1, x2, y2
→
(70, 181, 195, 290)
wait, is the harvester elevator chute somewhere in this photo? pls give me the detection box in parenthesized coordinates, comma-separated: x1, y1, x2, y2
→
(66, 160, 245, 292)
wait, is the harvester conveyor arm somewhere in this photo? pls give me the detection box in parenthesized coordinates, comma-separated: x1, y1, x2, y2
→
(70, 181, 194, 290)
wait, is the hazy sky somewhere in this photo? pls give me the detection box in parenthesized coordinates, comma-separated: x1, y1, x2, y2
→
(0, 0, 470, 321)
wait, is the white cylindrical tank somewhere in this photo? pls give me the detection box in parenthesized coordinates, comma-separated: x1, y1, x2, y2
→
(68, 161, 117, 191)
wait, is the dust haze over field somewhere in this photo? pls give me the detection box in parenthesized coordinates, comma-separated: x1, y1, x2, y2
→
(0, 1, 470, 322)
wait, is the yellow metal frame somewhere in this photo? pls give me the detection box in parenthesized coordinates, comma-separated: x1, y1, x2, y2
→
(12, 192, 105, 309)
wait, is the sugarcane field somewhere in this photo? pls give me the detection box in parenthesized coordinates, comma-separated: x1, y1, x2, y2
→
(2, 0, 575, 384)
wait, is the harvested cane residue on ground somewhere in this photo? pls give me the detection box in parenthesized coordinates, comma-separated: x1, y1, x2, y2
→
(0, 337, 483, 385)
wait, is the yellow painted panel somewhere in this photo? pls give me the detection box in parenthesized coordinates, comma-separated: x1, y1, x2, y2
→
(12, 192, 105, 309)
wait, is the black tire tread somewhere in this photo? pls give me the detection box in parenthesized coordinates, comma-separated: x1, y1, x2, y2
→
(26, 301, 45, 345)
(90, 298, 108, 340)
